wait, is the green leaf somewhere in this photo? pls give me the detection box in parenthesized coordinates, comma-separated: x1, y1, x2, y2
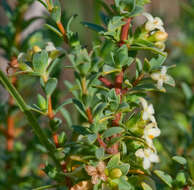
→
(154, 170, 173, 188)
(102, 65, 121, 75)
(141, 182, 153, 190)
(103, 127, 124, 138)
(82, 22, 106, 32)
(149, 55, 166, 69)
(37, 94, 47, 110)
(114, 45, 133, 67)
(117, 102, 130, 112)
(51, 0, 61, 22)
(175, 172, 186, 186)
(58, 132, 67, 145)
(93, 103, 107, 118)
(181, 82, 192, 100)
(165, 75, 175, 87)
(118, 163, 130, 175)
(55, 98, 72, 113)
(114, 176, 132, 190)
(67, 14, 77, 34)
(45, 24, 63, 38)
(45, 78, 58, 96)
(108, 16, 125, 31)
(107, 154, 120, 169)
(37, 0, 48, 9)
(172, 156, 187, 165)
(32, 50, 49, 74)
(87, 134, 97, 144)
(72, 99, 87, 119)
(143, 58, 151, 72)
(129, 46, 167, 57)
(49, 117, 62, 131)
(95, 147, 105, 160)
(72, 125, 91, 135)
(60, 108, 72, 128)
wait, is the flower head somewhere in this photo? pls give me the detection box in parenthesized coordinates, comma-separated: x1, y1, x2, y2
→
(45, 42, 56, 52)
(139, 97, 156, 123)
(143, 123, 161, 146)
(151, 66, 173, 91)
(70, 180, 92, 190)
(135, 148, 159, 169)
(85, 161, 107, 185)
(143, 12, 165, 32)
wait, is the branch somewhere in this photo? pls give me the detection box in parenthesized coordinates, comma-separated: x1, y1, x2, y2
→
(132, 73, 144, 87)
(119, 18, 131, 47)
(98, 76, 114, 88)
(86, 107, 93, 124)
(0, 70, 61, 169)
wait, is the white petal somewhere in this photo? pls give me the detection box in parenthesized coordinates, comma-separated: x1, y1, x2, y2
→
(149, 153, 159, 163)
(135, 149, 145, 158)
(154, 17, 164, 27)
(156, 25, 165, 32)
(146, 122, 157, 129)
(145, 22, 155, 31)
(151, 128, 161, 137)
(45, 42, 56, 52)
(142, 112, 149, 121)
(151, 72, 161, 81)
(147, 104, 155, 114)
(139, 97, 148, 110)
(161, 66, 167, 75)
(164, 74, 171, 83)
(150, 116, 156, 123)
(157, 79, 164, 89)
(143, 12, 154, 22)
(144, 137, 153, 146)
(143, 158, 151, 169)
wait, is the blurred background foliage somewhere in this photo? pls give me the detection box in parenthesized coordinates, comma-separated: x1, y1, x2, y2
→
(0, 0, 193, 189)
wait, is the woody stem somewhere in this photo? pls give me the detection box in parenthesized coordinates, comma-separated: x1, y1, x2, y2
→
(108, 18, 131, 154)
(48, 96, 59, 147)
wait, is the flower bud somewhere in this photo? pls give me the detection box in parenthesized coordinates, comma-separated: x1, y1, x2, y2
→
(154, 31, 168, 42)
(70, 155, 82, 161)
(33, 45, 41, 53)
(110, 168, 122, 179)
(155, 41, 165, 50)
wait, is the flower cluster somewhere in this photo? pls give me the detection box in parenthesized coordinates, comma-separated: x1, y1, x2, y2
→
(135, 98, 160, 170)
(143, 12, 168, 50)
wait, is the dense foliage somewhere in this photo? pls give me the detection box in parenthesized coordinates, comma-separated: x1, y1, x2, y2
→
(0, 0, 193, 189)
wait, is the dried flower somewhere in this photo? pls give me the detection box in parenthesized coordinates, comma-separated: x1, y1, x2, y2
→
(70, 180, 92, 190)
(85, 161, 107, 184)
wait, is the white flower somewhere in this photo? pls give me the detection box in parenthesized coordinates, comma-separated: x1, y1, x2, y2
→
(45, 42, 56, 52)
(151, 66, 171, 90)
(143, 12, 165, 32)
(139, 97, 156, 123)
(135, 148, 159, 169)
(143, 123, 161, 146)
